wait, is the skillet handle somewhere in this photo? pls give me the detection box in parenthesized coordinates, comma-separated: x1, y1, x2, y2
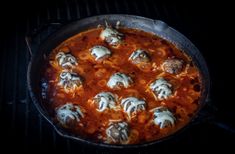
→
(25, 22, 63, 57)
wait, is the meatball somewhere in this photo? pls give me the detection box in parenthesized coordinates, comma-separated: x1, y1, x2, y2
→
(107, 72, 133, 89)
(56, 52, 78, 68)
(106, 121, 129, 144)
(129, 49, 150, 64)
(93, 92, 117, 112)
(56, 103, 84, 127)
(151, 106, 176, 129)
(57, 71, 82, 93)
(90, 46, 111, 61)
(162, 59, 184, 74)
(100, 26, 123, 46)
(150, 78, 172, 100)
(121, 97, 146, 119)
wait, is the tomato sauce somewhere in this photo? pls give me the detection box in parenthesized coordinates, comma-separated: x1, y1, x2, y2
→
(41, 27, 202, 144)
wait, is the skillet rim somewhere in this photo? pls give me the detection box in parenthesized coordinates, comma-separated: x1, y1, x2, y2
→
(27, 14, 210, 148)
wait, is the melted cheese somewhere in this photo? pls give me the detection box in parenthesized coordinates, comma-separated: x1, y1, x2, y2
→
(42, 27, 202, 144)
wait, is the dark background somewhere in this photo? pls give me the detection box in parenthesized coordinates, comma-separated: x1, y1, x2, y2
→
(0, 0, 234, 153)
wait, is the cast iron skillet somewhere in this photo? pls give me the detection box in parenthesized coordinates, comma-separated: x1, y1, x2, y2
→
(27, 14, 210, 148)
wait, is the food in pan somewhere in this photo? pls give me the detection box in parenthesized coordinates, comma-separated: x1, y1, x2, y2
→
(41, 23, 202, 144)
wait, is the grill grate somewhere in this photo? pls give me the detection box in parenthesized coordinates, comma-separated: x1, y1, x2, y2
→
(1, 0, 234, 153)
